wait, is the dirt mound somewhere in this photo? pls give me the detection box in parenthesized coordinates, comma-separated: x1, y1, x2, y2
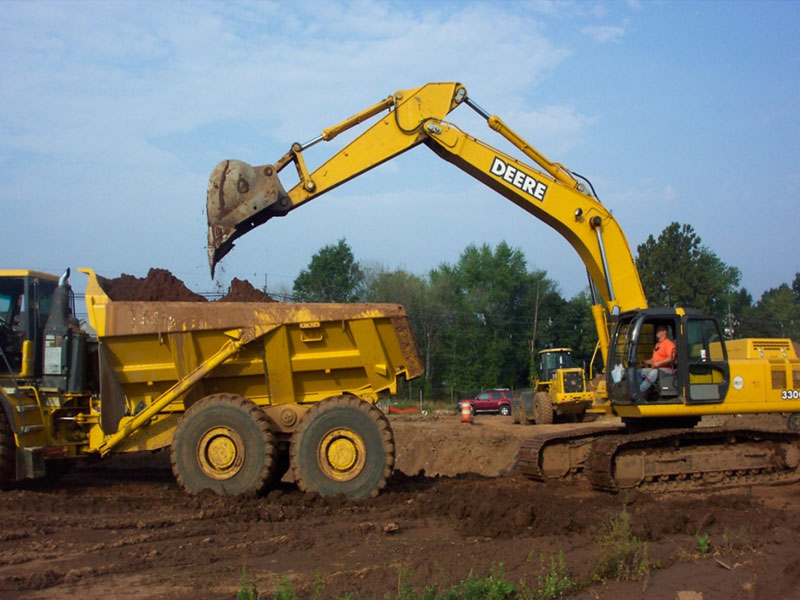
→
(99, 268, 207, 302)
(218, 277, 274, 302)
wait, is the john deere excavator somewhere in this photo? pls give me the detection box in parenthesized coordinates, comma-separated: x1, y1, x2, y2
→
(206, 82, 800, 492)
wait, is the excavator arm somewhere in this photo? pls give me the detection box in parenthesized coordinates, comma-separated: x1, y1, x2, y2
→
(206, 82, 647, 363)
(207, 82, 467, 270)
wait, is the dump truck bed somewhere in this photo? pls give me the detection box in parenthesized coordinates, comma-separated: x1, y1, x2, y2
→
(79, 268, 422, 451)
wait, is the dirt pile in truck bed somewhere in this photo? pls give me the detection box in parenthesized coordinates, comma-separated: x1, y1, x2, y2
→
(217, 277, 274, 302)
(98, 269, 274, 302)
(99, 268, 207, 302)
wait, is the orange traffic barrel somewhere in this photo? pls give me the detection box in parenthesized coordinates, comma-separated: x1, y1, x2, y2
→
(460, 400, 473, 425)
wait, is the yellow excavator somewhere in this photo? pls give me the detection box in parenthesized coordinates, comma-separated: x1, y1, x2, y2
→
(206, 82, 800, 491)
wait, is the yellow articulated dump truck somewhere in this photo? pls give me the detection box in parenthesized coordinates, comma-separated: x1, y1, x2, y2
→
(0, 268, 422, 499)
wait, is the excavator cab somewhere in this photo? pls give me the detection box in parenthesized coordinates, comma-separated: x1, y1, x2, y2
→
(607, 309, 730, 407)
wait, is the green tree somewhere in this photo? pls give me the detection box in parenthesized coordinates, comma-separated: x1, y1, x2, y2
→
(635, 222, 741, 319)
(748, 283, 800, 341)
(293, 238, 364, 302)
(431, 242, 538, 391)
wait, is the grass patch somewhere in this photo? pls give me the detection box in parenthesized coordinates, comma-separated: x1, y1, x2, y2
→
(237, 561, 583, 599)
(397, 564, 516, 600)
(237, 565, 260, 600)
(592, 506, 657, 582)
(532, 552, 576, 599)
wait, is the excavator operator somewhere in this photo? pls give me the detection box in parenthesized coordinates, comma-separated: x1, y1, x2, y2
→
(638, 324, 676, 393)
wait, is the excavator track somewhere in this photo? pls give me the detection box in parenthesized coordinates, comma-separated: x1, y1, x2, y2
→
(519, 426, 800, 493)
(586, 427, 800, 493)
(518, 425, 624, 481)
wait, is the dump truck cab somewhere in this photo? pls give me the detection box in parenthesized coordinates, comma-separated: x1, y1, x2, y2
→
(0, 270, 61, 378)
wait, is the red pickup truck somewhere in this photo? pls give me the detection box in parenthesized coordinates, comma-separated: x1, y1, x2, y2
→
(463, 389, 514, 416)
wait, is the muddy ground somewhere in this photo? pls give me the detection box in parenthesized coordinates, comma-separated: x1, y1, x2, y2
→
(1, 413, 798, 600)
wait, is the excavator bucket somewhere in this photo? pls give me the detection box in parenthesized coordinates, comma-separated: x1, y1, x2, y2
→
(206, 159, 291, 277)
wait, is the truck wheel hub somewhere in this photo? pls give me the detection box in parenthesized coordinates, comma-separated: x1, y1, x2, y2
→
(198, 427, 245, 479)
(318, 428, 366, 481)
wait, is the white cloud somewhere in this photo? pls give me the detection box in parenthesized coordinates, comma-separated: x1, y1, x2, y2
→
(581, 24, 627, 44)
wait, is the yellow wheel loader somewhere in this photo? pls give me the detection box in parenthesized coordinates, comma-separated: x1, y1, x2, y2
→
(517, 349, 594, 425)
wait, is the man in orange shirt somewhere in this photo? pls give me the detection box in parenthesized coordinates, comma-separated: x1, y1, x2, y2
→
(638, 324, 676, 393)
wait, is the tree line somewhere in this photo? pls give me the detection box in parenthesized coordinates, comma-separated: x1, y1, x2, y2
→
(290, 226, 800, 398)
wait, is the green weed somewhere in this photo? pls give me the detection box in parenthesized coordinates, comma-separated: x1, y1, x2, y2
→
(272, 575, 298, 600)
(593, 506, 657, 582)
(237, 565, 260, 600)
(534, 552, 575, 599)
(696, 532, 711, 556)
(394, 564, 517, 600)
(308, 572, 327, 600)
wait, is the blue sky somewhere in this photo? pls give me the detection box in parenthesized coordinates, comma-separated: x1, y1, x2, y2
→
(1, 0, 798, 304)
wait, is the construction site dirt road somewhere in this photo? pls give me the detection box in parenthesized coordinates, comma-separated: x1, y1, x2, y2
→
(1, 413, 798, 600)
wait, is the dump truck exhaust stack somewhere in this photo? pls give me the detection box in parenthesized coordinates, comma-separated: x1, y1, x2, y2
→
(206, 159, 291, 277)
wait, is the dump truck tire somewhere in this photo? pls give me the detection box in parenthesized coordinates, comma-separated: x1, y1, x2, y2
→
(291, 396, 394, 499)
(171, 394, 277, 496)
(533, 392, 554, 425)
(0, 410, 15, 484)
